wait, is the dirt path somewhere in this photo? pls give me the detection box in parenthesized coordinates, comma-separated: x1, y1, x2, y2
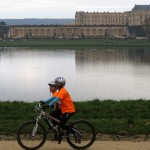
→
(0, 141, 150, 150)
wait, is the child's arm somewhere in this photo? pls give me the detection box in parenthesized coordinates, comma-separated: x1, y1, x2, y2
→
(44, 97, 55, 104)
(48, 97, 60, 107)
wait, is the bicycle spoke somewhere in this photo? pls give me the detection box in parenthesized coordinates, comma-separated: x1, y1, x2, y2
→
(66, 120, 96, 149)
(17, 121, 47, 150)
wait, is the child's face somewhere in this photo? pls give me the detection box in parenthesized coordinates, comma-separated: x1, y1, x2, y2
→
(49, 85, 56, 93)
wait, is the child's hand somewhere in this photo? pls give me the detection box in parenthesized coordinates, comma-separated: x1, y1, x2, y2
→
(39, 100, 45, 105)
(42, 104, 49, 110)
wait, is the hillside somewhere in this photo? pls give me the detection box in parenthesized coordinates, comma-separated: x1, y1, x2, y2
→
(1, 100, 150, 136)
(0, 18, 75, 25)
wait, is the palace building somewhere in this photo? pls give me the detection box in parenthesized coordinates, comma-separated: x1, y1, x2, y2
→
(7, 4, 150, 39)
(75, 5, 150, 26)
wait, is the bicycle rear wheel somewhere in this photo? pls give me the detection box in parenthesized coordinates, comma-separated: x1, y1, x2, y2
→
(66, 120, 96, 149)
(16, 121, 47, 150)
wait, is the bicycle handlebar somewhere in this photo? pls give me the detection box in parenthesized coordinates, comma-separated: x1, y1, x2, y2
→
(35, 102, 60, 123)
(35, 102, 44, 114)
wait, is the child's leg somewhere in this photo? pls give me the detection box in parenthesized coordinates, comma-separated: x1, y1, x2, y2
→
(59, 113, 75, 133)
(50, 108, 62, 125)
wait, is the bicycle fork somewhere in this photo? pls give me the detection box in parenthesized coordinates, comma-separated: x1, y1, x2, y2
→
(31, 115, 41, 137)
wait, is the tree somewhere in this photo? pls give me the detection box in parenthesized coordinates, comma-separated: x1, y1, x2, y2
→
(0, 21, 6, 26)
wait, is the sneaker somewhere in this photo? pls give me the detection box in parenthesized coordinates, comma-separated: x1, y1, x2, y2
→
(50, 126, 59, 141)
(52, 126, 63, 143)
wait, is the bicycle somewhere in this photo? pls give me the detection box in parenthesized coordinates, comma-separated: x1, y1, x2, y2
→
(16, 102, 96, 150)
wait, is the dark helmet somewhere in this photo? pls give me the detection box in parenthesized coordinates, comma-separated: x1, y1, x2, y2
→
(55, 77, 66, 87)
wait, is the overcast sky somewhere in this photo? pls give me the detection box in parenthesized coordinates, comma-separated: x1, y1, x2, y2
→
(0, 0, 150, 19)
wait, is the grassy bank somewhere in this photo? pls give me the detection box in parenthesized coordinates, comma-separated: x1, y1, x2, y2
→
(1, 99, 150, 137)
(0, 39, 150, 47)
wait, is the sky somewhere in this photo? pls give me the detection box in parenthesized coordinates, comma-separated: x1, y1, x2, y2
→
(0, 0, 150, 19)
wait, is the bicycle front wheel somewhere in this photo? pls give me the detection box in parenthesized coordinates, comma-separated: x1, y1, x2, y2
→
(16, 121, 47, 150)
(66, 120, 96, 149)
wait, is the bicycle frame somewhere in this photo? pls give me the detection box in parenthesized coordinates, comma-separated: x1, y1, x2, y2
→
(35, 103, 60, 126)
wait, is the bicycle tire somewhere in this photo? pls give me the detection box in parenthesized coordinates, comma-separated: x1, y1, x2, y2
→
(66, 120, 96, 149)
(16, 121, 47, 150)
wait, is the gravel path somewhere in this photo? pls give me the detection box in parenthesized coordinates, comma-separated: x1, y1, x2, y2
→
(0, 141, 150, 150)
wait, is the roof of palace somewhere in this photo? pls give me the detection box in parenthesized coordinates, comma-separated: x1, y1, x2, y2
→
(132, 5, 150, 11)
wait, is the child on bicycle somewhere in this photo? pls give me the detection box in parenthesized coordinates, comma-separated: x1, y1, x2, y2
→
(43, 77, 76, 132)
(45, 81, 62, 125)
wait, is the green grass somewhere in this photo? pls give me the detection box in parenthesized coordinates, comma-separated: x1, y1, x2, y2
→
(1, 99, 150, 137)
(0, 39, 150, 47)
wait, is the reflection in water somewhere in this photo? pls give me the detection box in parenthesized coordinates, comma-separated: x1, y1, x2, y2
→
(0, 47, 150, 101)
(75, 48, 150, 100)
(75, 48, 150, 65)
(0, 47, 75, 101)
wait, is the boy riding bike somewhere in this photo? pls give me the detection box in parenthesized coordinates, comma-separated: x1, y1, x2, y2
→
(47, 81, 61, 125)
(42, 77, 76, 137)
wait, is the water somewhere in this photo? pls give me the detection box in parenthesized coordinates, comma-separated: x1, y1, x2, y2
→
(0, 47, 150, 102)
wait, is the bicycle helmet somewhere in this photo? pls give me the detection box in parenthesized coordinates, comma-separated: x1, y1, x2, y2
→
(48, 81, 56, 86)
(55, 77, 66, 87)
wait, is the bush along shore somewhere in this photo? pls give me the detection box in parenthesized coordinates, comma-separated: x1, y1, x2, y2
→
(0, 39, 150, 47)
(1, 99, 150, 139)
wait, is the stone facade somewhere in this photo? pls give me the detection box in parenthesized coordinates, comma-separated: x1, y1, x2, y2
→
(8, 5, 150, 39)
(8, 25, 128, 39)
(75, 12, 129, 26)
(75, 5, 150, 26)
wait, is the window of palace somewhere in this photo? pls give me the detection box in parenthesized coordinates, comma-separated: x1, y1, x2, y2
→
(47, 29, 50, 36)
(14, 29, 18, 36)
(34, 29, 38, 36)
(20, 29, 23, 35)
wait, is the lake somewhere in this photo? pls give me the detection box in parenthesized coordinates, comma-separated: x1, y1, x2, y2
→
(0, 47, 150, 102)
